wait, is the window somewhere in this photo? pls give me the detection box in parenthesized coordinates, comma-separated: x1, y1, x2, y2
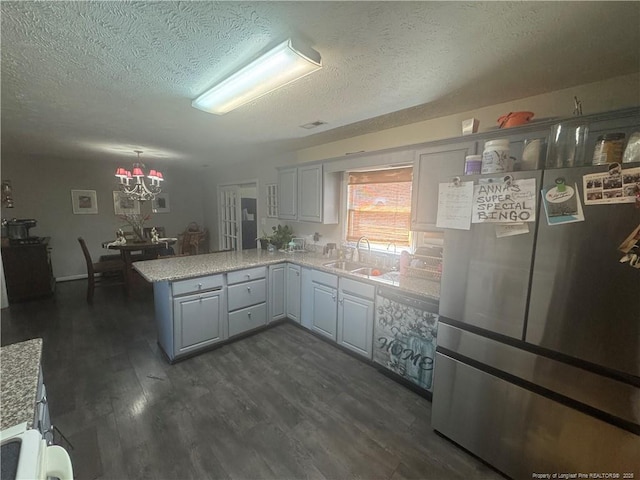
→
(346, 166, 413, 248)
(266, 184, 278, 218)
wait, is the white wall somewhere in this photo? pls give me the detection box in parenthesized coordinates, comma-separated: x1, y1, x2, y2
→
(201, 73, 640, 249)
(1, 154, 205, 279)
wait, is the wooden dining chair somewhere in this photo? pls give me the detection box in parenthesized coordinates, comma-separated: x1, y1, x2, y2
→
(78, 237, 126, 303)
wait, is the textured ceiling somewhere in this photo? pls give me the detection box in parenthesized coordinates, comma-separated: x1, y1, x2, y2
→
(2, 1, 639, 168)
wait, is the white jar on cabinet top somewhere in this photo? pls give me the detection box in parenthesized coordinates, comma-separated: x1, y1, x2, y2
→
(482, 139, 512, 174)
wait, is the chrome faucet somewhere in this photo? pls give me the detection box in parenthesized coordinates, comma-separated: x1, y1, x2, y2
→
(386, 242, 398, 270)
(356, 236, 371, 263)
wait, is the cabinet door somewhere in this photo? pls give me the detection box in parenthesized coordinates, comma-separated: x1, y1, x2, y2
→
(173, 290, 224, 357)
(286, 264, 301, 323)
(311, 283, 337, 340)
(411, 141, 477, 230)
(300, 267, 313, 330)
(338, 292, 374, 359)
(298, 164, 323, 222)
(278, 167, 297, 220)
(269, 264, 286, 322)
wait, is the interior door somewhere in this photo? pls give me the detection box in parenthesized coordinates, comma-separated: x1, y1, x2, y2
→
(219, 186, 241, 251)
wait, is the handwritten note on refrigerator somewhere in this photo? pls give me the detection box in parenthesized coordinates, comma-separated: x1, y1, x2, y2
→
(436, 181, 474, 230)
(472, 178, 537, 223)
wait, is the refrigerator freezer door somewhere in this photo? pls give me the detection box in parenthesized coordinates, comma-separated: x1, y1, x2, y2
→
(439, 170, 542, 339)
(431, 352, 640, 479)
(526, 164, 640, 377)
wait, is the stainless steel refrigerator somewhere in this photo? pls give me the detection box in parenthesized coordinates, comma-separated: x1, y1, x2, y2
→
(431, 165, 640, 479)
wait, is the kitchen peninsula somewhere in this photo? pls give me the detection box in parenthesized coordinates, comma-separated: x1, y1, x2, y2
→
(134, 249, 440, 367)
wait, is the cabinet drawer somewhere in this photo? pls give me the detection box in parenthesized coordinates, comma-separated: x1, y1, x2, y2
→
(172, 274, 223, 296)
(228, 278, 267, 311)
(227, 266, 266, 285)
(311, 269, 338, 288)
(229, 303, 267, 337)
(339, 277, 375, 300)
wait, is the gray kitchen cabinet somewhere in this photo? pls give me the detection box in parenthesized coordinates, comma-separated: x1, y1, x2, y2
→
(153, 274, 227, 362)
(411, 141, 477, 230)
(311, 270, 338, 340)
(337, 278, 375, 359)
(277, 164, 339, 223)
(173, 289, 225, 357)
(298, 164, 323, 222)
(300, 266, 313, 330)
(227, 266, 267, 337)
(277, 167, 297, 220)
(269, 263, 286, 322)
(286, 263, 301, 323)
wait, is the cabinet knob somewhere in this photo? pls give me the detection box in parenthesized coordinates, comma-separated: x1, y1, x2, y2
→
(37, 394, 48, 405)
(248, 311, 252, 318)
(246, 274, 251, 279)
(332, 294, 336, 301)
(339, 299, 344, 305)
(296, 271, 300, 276)
(197, 283, 203, 289)
(247, 286, 251, 292)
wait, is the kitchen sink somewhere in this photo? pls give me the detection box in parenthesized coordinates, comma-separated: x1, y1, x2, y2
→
(323, 261, 401, 284)
(350, 266, 389, 277)
(323, 261, 362, 271)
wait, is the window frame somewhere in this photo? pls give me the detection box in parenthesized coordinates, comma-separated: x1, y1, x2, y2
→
(341, 164, 415, 253)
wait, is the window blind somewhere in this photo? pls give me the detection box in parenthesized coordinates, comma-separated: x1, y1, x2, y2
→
(346, 167, 413, 246)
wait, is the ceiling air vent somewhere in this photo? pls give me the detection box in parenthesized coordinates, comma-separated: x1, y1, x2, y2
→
(300, 121, 327, 130)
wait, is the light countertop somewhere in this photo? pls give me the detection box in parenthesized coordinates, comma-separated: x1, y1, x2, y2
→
(133, 249, 440, 300)
(0, 338, 42, 431)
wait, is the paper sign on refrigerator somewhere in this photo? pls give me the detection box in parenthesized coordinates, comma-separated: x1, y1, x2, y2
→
(472, 177, 537, 223)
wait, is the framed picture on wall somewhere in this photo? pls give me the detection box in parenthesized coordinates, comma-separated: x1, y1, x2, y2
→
(113, 191, 140, 215)
(152, 193, 170, 213)
(71, 189, 98, 214)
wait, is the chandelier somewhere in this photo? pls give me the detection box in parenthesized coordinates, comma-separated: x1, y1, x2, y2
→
(114, 150, 164, 201)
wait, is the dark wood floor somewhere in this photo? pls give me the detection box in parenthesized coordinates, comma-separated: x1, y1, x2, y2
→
(1, 281, 504, 480)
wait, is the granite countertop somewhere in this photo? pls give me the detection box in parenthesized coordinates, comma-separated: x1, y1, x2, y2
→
(0, 338, 43, 431)
(133, 249, 440, 300)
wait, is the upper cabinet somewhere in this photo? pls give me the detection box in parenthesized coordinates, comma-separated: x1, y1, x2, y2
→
(411, 141, 477, 231)
(277, 164, 339, 224)
(277, 167, 298, 220)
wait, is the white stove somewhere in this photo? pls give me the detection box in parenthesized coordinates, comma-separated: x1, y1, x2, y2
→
(0, 422, 73, 480)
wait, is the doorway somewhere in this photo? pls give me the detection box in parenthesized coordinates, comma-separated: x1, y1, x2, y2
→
(218, 182, 258, 251)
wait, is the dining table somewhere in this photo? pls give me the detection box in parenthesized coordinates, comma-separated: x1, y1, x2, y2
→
(102, 238, 177, 294)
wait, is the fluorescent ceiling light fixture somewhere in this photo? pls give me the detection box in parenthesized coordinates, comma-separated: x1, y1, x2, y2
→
(192, 39, 322, 115)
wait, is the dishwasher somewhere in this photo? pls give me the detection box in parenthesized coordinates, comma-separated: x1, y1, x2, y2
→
(373, 287, 439, 393)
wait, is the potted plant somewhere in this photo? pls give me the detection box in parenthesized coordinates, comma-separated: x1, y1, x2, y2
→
(257, 230, 272, 250)
(269, 224, 294, 250)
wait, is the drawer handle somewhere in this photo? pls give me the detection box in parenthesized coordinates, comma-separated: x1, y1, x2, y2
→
(247, 286, 251, 292)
